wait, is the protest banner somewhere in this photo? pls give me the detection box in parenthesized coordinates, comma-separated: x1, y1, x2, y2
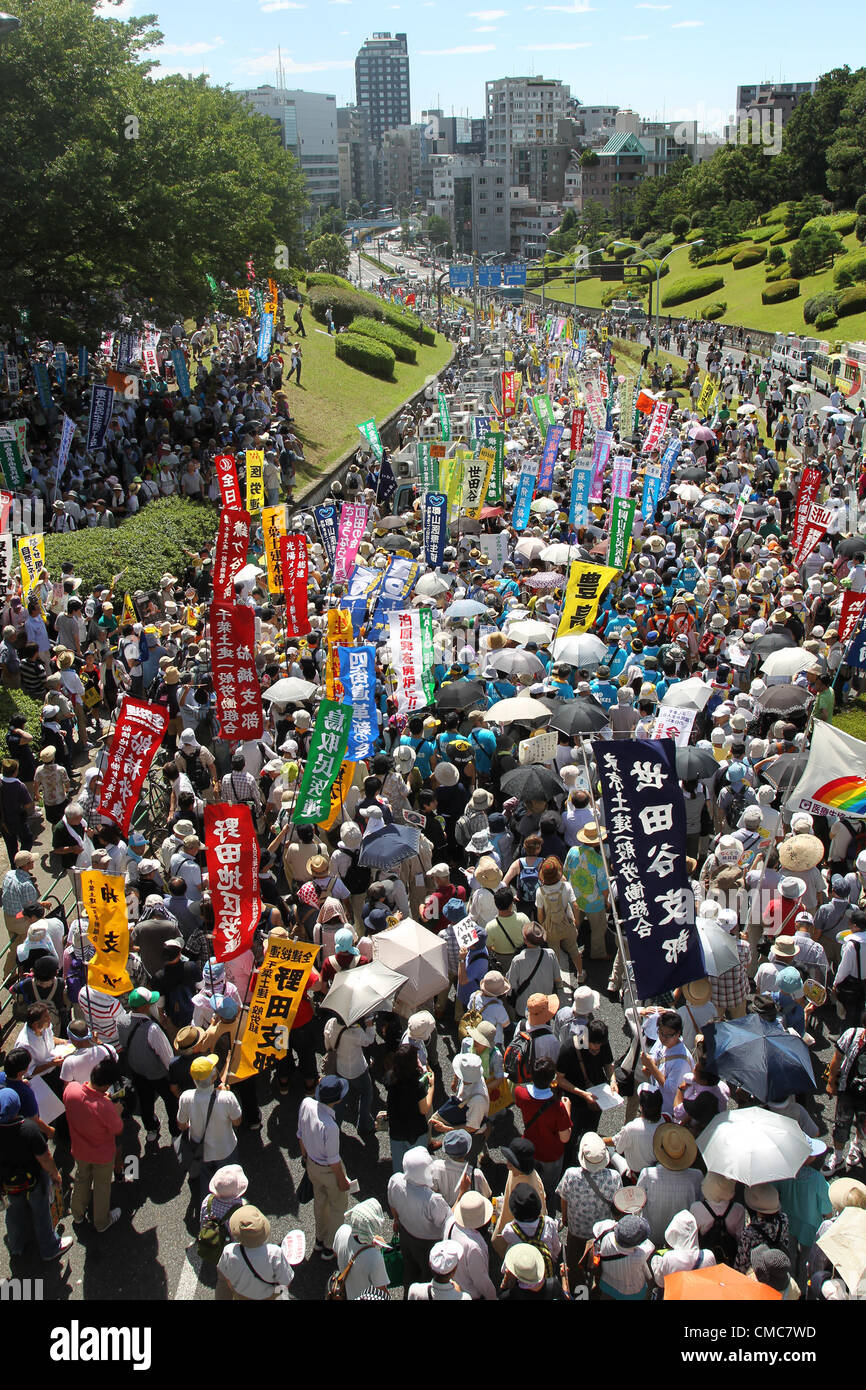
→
(649, 706, 697, 746)
(357, 417, 384, 460)
(570, 407, 586, 455)
(608, 497, 636, 569)
(537, 425, 564, 495)
(839, 591, 866, 644)
(292, 700, 354, 825)
(339, 645, 378, 759)
(18, 533, 45, 599)
(279, 534, 310, 637)
(788, 722, 866, 819)
(569, 457, 594, 528)
(205, 805, 261, 962)
(211, 602, 263, 741)
(0, 424, 26, 489)
(213, 509, 250, 603)
(518, 731, 558, 765)
(367, 555, 421, 643)
(422, 492, 448, 568)
(86, 384, 114, 452)
(215, 453, 243, 511)
(589, 429, 613, 503)
(325, 607, 353, 700)
(557, 562, 618, 637)
(261, 505, 287, 594)
(234, 938, 320, 1080)
(97, 698, 169, 833)
(793, 466, 822, 555)
(642, 400, 672, 454)
(501, 371, 517, 417)
(512, 455, 540, 532)
(81, 871, 133, 997)
(390, 611, 427, 714)
(313, 504, 339, 568)
(437, 393, 452, 443)
(333, 503, 369, 585)
(245, 449, 264, 514)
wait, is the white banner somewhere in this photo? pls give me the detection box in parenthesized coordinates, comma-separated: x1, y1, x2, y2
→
(649, 706, 696, 746)
(390, 610, 426, 714)
(518, 731, 558, 765)
(478, 532, 509, 570)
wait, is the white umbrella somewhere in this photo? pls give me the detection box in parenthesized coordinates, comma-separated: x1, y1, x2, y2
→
(540, 543, 584, 565)
(489, 649, 546, 677)
(832, 411, 854, 424)
(515, 537, 546, 561)
(261, 677, 317, 703)
(696, 918, 741, 977)
(504, 618, 555, 645)
(372, 919, 449, 1016)
(816, 1207, 866, 1295)
(505, 439, 524, 453)
(530, 497, 558, 514)
(736, 403, 757, 416)
(485, 695, 551, 725)
(322, 960, 407, 1026)
(676, 483, 704, 504)
(234, 563, 264, 583)
(660, 677, 715, 711)
(697, 1108, 812, 1186)
(550, 633, 607, 667)
(415, 572, 453, 597)
(760, 648, 816, 679)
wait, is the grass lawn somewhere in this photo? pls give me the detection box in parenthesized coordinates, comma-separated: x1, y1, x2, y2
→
(541, 231, 866, 341)
(835, 698, 866, 743)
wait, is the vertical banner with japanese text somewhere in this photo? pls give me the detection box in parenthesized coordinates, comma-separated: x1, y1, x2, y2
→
(97, 699, 169, 832)
(211, 602, 263, 741)
(213, 509, 250, 603)
(234, 938, 319, 1080)
(313, 504, 339, 569)
(261, 505, 287, 594)
(422, 492, 448, 568)
(292, 699, 354, 825)
(205, 805, 261, 962)
(557, 562, 618, 638)
(279, 534, 311, 637)
(339, 644, 378, 759)
(333, 503, 369, 586)
(82, 872, 133, 997)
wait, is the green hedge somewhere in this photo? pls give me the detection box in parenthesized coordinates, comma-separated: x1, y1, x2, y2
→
(381, 303, 435, 346)
(307, 285, 372, 329)
(804, 291, 839, 324)
(802, 211, 857, 236)
(770, 228, 797, 245)
(661, 272, 725, 308)
(765, 265, 792, 282)
(748, 223, 783, 242)
(334, 331, 396, 380)
(732, 246, 766, 269)
(834, 248, 866, 288)
(305, 272, 355, 291)
(43, 497, 220, 596)
(685, 227, 705, 241)
(698, 243, 748, 266)
(611, 242, 637, 260)
(701, 302, 727, 320)
(837, 284, 866, 317)
(761, 278, 800, 304)
(1, 688, 45, 746)
(348, 315, 417, 363)
(814, 310, 839, 330)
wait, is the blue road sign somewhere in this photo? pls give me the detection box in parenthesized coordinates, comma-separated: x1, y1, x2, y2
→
(449, 267, 473, 289)
(477, 266, 502, 288)
(501, 264, 527, 286)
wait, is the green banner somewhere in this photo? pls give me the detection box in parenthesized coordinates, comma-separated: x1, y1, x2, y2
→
(532, 394, 555, 434)
(420, 607, 435, 704)
(206, 273, 219, 300)
(252, 286, 265, 315)
(292, 699, 353, 825)
(438, 391, 452, 443)
(0, 426, 25, 489)
(608, 496, 636, 569)
(357, 416, 384, 460)
(417, 440, 439, 494)
(483, 431, 505, 504)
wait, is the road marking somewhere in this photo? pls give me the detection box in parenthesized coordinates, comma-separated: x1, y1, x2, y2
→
(173, 1243, 202, 1301)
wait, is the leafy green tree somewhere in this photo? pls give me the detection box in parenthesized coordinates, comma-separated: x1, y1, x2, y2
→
(788, 226, 844, 277)
(307, 234, 350, 275)
(825, 75, 866, 207)
(782, 67, 865, 201)
(0, 0, 307, 343)
(579, 149, 599, 168)
(671, 214, 689, 239)
(426, 214, 451, 250)
(767, 245, 785, 267)
(345, 199, 362, 220)
(310, 207, 346, 239)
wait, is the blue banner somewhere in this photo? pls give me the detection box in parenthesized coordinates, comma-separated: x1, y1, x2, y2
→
(339, 564, 382, 632)
(368, 555, 421, 643)
(256, 311, 274, 362)
(537, 424, 564, 495)
(641, 467, 662, 522)
(377, 451, 397, 510)
(56, 413, 75, 482)
(339, 644, 379, 759)
(846, 628, 866, 672)
(171, 347, 190, 399)
(577, 329, 587, 363)
(592, 737, 703, 999)
(512, 458, 539, 533)
(569, 459, 593, 528)
(54, 348, 67, 391)
(472, 415, 492, 440)
(313, 504, 339, 569)
(78, 346, 89, 380)
(422, 492, 448, 568)
(32, 362, 52, 411)
(86, 383, 115, 452)
(658, 439, 681, 500)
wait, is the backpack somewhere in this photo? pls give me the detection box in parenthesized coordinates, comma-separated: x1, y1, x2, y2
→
(165, 977, 196, 1028)
(197, 1194, 231, 1264)
(65, 952, 87, 1005)
(836, 944, 866, 1014)
(722, 785, 748, 829)
(504, 1025, 552, 1086)
(12, 977, 62, 1034)
(509, 1216, 555, 1278)
(341, 847, 371, 897)
(185, 749, 211, 793)
(516, 857, 541, 906)
(538, 881, 571, 934)
(696, 1198, 738, 1267)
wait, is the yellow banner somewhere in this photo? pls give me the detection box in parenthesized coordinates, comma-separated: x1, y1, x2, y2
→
(319, 761, 357, 831)
(325, 608, 353, 700)
(235, 938, 319, 1081)
(600, 326, 609, 342)
(261, 504, 287, 595)
(81, 870, 133, 997)
(444, 452, 465, 521)
(237, 288, 251, 315)
(122, 594, 136, 626)
(504, 349, 513, 364)
(696, 376, 718, 416)
(18, 534, 45, 600)
(462, 447, 495, 519)
(557, 562, 619, 639)
(245, 449, 264, 514)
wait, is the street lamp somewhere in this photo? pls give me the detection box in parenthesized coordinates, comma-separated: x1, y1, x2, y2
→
(651, 241, 702, 360)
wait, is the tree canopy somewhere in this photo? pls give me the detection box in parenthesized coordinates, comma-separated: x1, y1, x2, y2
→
(0, 0, 308, 344)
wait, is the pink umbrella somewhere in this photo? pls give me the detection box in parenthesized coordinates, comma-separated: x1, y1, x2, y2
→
(688, 425, 717, 442)
(524, 572, 566, 590)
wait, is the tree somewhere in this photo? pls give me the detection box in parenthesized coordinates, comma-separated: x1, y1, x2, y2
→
(306, 234, 350, 276)
(345, 199, 362, 220)
(610, 186, 636, 235)
(767, 246, 785, 267)
(788, 226, 845, 278)
(781, 67, 866, 201)
(579, 200, 610, 247)
(310, 207, 346, 239)
(426, 214, 451, 250)
(825, 75, 866, 207)
(579, 149, 600, 168)
(0, 0, 307, 343)
(671, 214, 690, 239)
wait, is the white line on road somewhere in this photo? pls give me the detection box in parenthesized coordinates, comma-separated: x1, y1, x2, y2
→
(173, 1243, 203, 1301)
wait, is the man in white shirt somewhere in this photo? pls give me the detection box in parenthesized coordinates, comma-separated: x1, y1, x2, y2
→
(176, 1054, 242, 1201)
(640, 1010, 694, 1119)
(614, 1085, 665, 1175)
(297, 1076, 352, 1257)
(59, 1021, 119, 1085)
(217, 1206, 301, 1301)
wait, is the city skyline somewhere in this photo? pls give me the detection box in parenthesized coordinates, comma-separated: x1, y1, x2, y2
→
(99, 0, 839, 135)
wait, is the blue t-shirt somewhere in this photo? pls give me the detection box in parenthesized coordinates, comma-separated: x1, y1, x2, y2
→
(590, 680, 618, 711)
(0, 1074, 38, 1119)
(467, 727, 497, 774)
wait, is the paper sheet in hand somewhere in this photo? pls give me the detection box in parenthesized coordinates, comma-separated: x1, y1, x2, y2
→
(454, 919, 479, 949)
(587, 1083, 621, 1111)
(30, 1074, 65, 1123)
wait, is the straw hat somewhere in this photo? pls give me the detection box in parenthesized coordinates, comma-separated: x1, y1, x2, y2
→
(613, 1186, 647, 1215)
(681, 977, 712, 1006)
(526, 992, 559, 1024)
(576, 821, 607, 846)
(778, 834, 825, 872)
(652, 1122, 698, 1171)
(227, 1205, 271, 1248)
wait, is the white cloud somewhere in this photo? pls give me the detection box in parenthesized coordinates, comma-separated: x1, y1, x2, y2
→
(671, 18, 703, 25)
(95, 0, 140, 16)
(234, 49, 355, 75)
(623, 32, 649, 39)
(542, 1, 594, 10)
(418, 43, 496, 54)
(468, 7, 508, 16)
(260, 1, 307, 10)
(159, 38, 226, 56)
(518, 40, 590, 48)
(635, 3, 670, 7)
(474, 24, 499, 30)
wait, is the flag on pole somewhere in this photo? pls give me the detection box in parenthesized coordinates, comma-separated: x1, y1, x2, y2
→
(788, 722, 866, 820)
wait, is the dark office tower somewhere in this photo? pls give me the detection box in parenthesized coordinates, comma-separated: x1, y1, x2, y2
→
(355, 32, 411, 144)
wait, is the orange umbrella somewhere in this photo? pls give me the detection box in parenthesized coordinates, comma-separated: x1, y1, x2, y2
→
(664, 1265, 782, 1301)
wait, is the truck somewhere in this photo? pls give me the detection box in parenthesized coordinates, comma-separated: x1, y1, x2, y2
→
(770, 332, 819, 379)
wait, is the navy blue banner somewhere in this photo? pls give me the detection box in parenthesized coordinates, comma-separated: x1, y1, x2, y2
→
(512, 457, 539, 532)
(659, 439, 681, 500)
(569, 459, 593, 527)
(32, 362, 52, 411)
(377, 451, 397, 509)
(54, 348, 67, 391)
(78, 345, 89, 380)
(592, 737, 703, 999)
(86, 383, 115, 452)
(256, 312, 274, 362)
(537, 424, 564, 495)
(339, 644, 378, 759)
(422, 492, 447, 568)
(846, 628, 866, 672)
(171, 347, 190, 399)
(313, 504, 339, 569)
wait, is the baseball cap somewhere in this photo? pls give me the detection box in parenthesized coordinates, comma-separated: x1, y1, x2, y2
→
(189, 1054, 219, 1080)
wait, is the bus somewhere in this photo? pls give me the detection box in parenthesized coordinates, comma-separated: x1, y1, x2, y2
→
(811, 341, 866, 398)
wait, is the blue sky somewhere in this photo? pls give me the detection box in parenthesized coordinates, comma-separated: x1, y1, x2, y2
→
(98, 0, 838, 132)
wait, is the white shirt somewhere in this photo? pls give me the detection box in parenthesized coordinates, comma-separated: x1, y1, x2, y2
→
(217, 1242, 294, 1300)
(297, 1095, 341, 1166)
(332, 1226, 389, 1300)
(177, 1085, 241, 1163)
(614, 1116, 664, 1174)
(60, 1043, 119, 1085)
(647, 1039, 694, 1118)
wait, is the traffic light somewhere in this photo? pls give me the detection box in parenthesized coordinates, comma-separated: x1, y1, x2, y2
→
(599, 264, 625, 281)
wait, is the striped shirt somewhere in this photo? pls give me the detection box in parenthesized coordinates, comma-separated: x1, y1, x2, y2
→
(219, 770, 262, 810)
(76, 986, 128, 1045)
(2, 869, 39, 917)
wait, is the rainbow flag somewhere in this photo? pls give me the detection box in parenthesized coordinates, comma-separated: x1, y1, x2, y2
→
(788, 722, 866, 819)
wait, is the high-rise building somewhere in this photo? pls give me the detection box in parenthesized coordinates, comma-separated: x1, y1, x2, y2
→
(337, 104, 374, 209)
(237, 85, 340, 215)
(427, 155, 510, 255)
(485, 76, 572, 177)
(736, 81, 815, 122)
(355, 32, 411, 144)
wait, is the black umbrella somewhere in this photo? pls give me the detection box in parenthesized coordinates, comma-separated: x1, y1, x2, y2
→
(754, 684, 813, 713)
(500, 765, 566, 801)
(753, 632, 796, 657)
(740, 503, 767, 520)
(436, 679, 486, 711)
(838, 536, 866, 558)
(677, 466, 707, 481)
(548, 700, 610, 736)
(675, 745, 719, 780)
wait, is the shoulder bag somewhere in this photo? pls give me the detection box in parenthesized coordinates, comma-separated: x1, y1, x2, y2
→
(326, 1242, 374, 1301)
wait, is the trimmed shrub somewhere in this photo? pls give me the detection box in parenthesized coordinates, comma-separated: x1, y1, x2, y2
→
(834, 248, 866, 288)
(348, 315, 417, 363)
(661, 272, 725, 308)
(761, 278, 800, 304)
(749, 223, 783, 242)
(639, 231, 657, 248)
(814, 310, 839, 330)
(304, 272, 355, 291)
(671, 214, 690, 239)
(611, 242, 636, 260)
(381, 303, 435, 346)
(44, 497, 220, 596)
(689, 212, 704, 230)
(334, 331, 395, 380)
(770, 227, 797, 245)
(804, 291, 839, 324)
(701, 302, 727, 320)
(732, 246, 766, 269)
(857, 216, 866, 245)
(765, 265, 792, 282)
(766, 246, 785, 268)
(802, 211, 857, 236)
(643, 234, 675, 259)
(307, 284, 372, 328)
(1, 688, 44, 747)
(837, 284, 866, 318)
(857, 195, 866, 217)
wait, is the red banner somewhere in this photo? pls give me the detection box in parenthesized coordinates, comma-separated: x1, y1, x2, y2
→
(97, 699, 169, 833)
(0, 490, 13, 531)
(210, 602, 263, 741)
(213, 508, 250, 603)
(205, 804, 261, 962)
(794, 503, 832, 567)
(501, 371, 517, 418)
(570, 407, 586, 454)
(279, 534, 311, 637)
(839, 591, 866, 644)
(793, 466, 822, 556)
(642, 401, 672, 454)
(215, 453, 243, 511)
